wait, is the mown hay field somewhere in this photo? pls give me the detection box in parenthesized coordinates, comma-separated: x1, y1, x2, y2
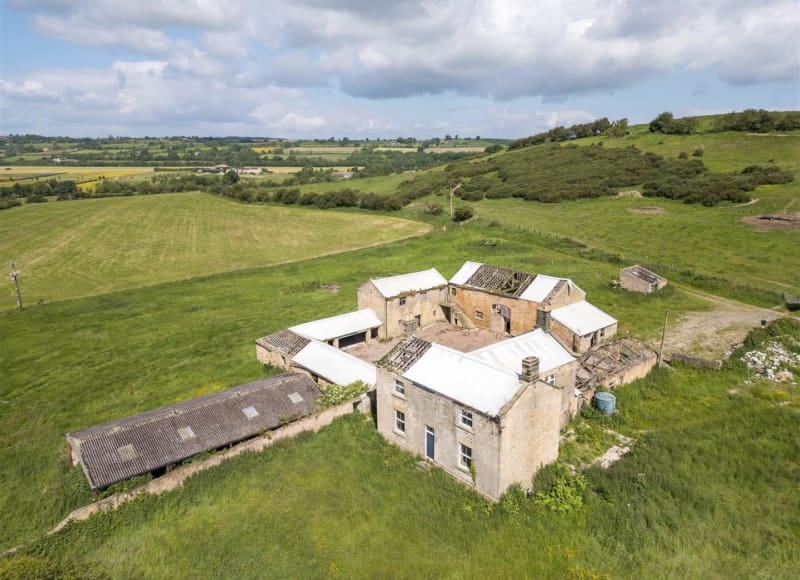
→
(0, 192, 429, 310)
(0, 166, 158, 188)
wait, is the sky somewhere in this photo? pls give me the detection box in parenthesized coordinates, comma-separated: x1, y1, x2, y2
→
(0, 0, 798, 139)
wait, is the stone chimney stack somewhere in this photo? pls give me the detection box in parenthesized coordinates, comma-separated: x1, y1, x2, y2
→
(536, 308, 552, 331)
(521, 356, 540, 383)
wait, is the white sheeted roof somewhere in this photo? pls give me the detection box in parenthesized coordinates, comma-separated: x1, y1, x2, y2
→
(370, 268, 447, 298)
(551, 301, 617, 336)
(470, 328, 575, 374)
(293, 341, 377, 386)
(449, 261, 483, 285)
(519, 274, 583, 302)
(403, 343, 521, 416)
(290, 308, 381, 341)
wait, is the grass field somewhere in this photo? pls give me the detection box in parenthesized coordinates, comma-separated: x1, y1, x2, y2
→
(0, 192, 429, 310)
(8, 367, 800, 578)
(0, 217, 709, 551)
(465, 131, 800, 298)
(0, 166, 159, 189)
(472, 191, 799, 296)
(0, 126, 798, 577)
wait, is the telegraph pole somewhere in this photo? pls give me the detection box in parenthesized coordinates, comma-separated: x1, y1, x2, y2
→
(10, 261, 22, 311)
(658, 310, 669, 368)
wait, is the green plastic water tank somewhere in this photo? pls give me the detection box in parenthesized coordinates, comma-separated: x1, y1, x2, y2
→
(594, 392, 616, 415)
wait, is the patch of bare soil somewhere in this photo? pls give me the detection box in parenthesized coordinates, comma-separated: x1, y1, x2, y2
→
(741, 213, 800, 231)
(658, 290, 785, 360)
(627, 206, 667, 215)
(618, 190, 642, 197)
(592, 431, 634, 469)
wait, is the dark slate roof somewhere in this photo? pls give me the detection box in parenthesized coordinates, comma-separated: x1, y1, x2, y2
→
(382, 336, 432, 373)
(256, 329, 310, 357)
(67, 373, 320, 490)
(464, 264, 535, 297)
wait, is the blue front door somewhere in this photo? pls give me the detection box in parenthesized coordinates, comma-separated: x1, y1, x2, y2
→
(425, 426, 435, 460)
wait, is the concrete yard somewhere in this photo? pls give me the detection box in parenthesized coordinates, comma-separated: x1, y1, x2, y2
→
(344, 322, 507, 363)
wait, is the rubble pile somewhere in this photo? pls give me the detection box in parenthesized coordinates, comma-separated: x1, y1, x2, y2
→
(742, 342, 800, 383)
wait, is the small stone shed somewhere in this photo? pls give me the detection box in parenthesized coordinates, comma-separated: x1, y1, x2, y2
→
(620, 265, 667, 294)
(66, 373, 321, 490)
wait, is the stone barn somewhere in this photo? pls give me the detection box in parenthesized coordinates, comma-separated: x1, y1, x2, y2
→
(620, 265, 667, 294)
(549, 301, 618, 354)
(445, 261, 585, 335)
(67, 373, 321, 491)
(357, 268, 448, 339)
(255, 329, 376, 387)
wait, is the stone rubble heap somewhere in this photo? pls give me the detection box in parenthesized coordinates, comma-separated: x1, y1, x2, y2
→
(742, 341, 799, 383)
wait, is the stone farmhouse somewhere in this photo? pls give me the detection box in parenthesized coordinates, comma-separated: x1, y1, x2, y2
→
(252, 261, 630, 500)
(375, 328, 579, 500)
(67, 261, 641, 499)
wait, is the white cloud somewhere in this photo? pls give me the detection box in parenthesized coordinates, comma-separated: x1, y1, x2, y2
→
(1, 0, 797, 136)
(270, 113, 328, 130)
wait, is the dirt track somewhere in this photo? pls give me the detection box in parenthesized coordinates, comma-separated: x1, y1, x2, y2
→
(658, 289, 789, 360)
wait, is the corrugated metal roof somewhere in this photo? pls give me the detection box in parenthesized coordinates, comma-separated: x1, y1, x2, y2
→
(519, 275, 582, 303)
(449, 261, 483, 285)
(551, 301, 617, 336)
(370, 268, 447, 298)
(403, 343, 521, 416)
(293, 340, 377, 386)
(290, 308, 381, 341)
(470, 329, 575, 374)
(450, 261, 580, 304)
(517, 274, 561, 302)
(67, 373, 320, 490)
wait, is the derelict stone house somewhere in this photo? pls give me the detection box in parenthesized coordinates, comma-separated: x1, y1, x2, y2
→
(357, 268, 448, 339)
(620, 265, 668, 294)
(444, 261, 585, 335)
(377, 336, 568, 500)
(444, 261, 617, 354)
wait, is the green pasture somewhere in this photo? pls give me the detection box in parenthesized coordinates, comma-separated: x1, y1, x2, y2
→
(0, 214, 708, 550)
(7, 365, 800, 578)
(588, 129, 800, 175)
(0, 192, 429, 310)
(472, 190, 799, 296)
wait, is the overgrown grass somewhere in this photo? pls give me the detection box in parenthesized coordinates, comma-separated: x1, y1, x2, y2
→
(0, 222, 707, 550)
(10, 360, 800, 578)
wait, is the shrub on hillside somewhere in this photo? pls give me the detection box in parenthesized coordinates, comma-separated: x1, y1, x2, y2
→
(453, 205, 474, 222)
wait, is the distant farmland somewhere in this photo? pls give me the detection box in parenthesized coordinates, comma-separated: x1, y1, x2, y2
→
(0, 192, 429, 309)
